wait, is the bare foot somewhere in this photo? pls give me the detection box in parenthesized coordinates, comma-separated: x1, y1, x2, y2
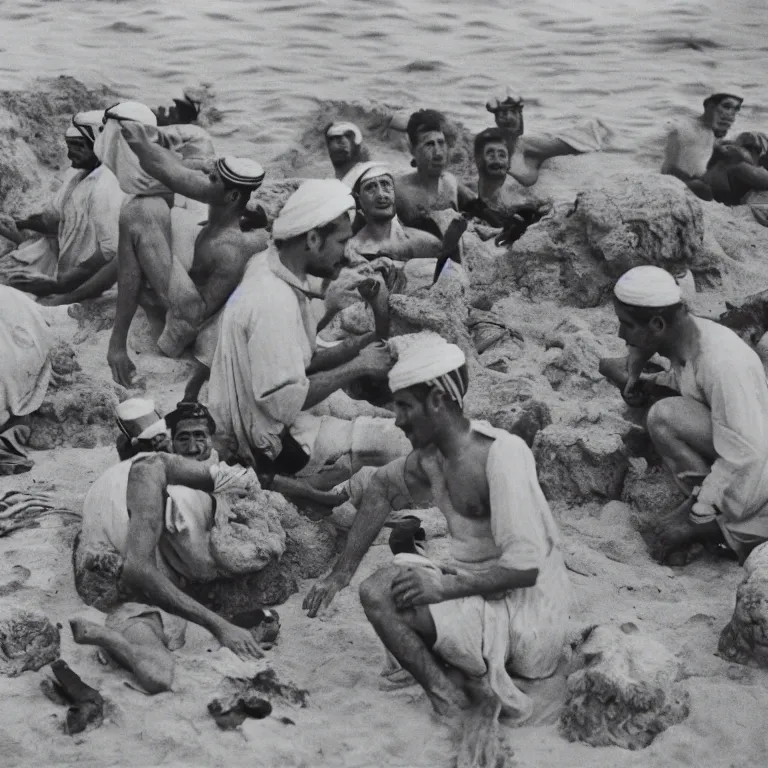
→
(69, 617, 104, 644)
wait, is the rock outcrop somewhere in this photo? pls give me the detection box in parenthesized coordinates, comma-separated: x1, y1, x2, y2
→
(718, 542, 768, 667)
(0, 607, 61, 676)
(560, 623, 690, 749)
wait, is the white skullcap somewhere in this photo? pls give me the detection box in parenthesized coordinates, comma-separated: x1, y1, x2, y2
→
(388, 334, 467, 404)
(104, 101, 158, 127)
(326, 121, 363, 146)
(216, 156, 265, 188)
(342, 161, 393, 191)
(67, 110, 104, 143)
(613, 266, 682, 307)
(486, 87, 524, 113)
(272, 179, 355, 241)
(705, 85, 745, 104)
(116, 398, 167, 440)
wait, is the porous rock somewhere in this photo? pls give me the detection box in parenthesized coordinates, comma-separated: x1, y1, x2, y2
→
(560, 624, 690, 749)
(533, 425, 628, 504)
(718, 542, 768, 667)
(542, 329, 606, 392)
(621, 459, 685, 533)
(486, 400, 552, 448)
(0, 607, 61, 677)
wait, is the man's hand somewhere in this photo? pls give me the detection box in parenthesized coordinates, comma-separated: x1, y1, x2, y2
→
(358, 274, 390, 339)
(356, 341, 394, 379)
(108, 348, 137, 387)
(214, 621, 264, 659)
(391, 567, 444, 609)
(303, 572, 351, 618)
(14, 213, 47, 232)
(120, 121, 156, 153)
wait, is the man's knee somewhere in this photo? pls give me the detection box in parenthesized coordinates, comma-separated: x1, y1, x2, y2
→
(359, 566, 399, 613)
(647, 398, 677, 443)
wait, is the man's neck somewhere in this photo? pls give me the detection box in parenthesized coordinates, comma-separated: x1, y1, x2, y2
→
(434, 416, 473, 460)
(333, 159, 357, 180)
(361, 216, 395, 241)
(415, 167, 441, 190)
(276, 242, 308, 283)
(661, 314, 700, 366)
(205, 203, 243, 231)
(477, 173, 505, 199)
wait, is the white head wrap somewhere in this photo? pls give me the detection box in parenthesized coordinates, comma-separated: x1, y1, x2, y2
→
(215, 156, 265, 188)
(486, 87, 524, 113)
(705, 85, 745, 105)
(613, 266, 683, 307)
(116, 398, 167, 440)
(326, 121, 363, 146)
(388, 334, 468, 406)
(342, 161, 393, 191)
(94, 101, 166, 195)
(272, 179, 355, 241)
(67, 110, 105, 144)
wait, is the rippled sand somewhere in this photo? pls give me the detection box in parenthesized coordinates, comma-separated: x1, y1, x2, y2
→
(1, 0, 766, 161)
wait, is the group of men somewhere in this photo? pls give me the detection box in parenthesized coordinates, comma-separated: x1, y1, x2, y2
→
(4, 84, 768, 737)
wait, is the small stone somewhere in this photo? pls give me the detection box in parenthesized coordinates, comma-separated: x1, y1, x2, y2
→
(0, 608, 60, 677)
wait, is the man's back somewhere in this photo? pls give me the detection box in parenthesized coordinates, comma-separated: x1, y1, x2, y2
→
(662, 116, 714, 178)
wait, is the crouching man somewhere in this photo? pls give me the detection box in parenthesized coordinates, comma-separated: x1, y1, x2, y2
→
(304, 335, 570, 727)
(72, 399, 278, 693)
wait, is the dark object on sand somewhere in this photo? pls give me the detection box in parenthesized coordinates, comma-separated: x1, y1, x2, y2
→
(208, 693, 273, 730)
(49, 659, 104, 735)
(383, 516, 426, 556)
(230, 607, 281, 645)
(494, 204, 547, 248)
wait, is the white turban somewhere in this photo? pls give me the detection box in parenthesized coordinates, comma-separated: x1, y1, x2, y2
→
(388, 334, 468, 406)
(66, 110, 105, 144)
(272, 179, 355, 241)
(613, 266, 682, 307)
(94, 101, 167, 196)
(116, 398, 167, 440)
(705, 85, 745, 105)
(342, 161, 393, 191)
(326, 121, 363, 146)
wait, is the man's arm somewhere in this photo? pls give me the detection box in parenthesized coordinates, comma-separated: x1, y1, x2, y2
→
(731, 163, 768, 192)
(120, 122, 214, 203)
(47, 259, 117, 304)
(14, 211, 59, 236)
(306, 333, 376, 374)
(120, 454, 262, 658)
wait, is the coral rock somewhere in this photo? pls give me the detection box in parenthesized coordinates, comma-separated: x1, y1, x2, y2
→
(718, 542, 768, 667)
(621, 459, 685, 533)
(561, 624, 690, 749)
(0, 607, 61, 677)
(533, 426, 628, 503)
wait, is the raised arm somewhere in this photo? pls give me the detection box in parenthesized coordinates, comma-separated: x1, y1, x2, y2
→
(120, 454, 262, 659)
(120, 122, 214, 203)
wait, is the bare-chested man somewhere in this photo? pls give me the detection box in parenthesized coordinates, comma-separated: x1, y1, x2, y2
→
(72, 399, 277, 693)
(304, 335, 570, 739)
(485, 88, 609, 188)
(394, 110, 474, 230)
(325, 121, 367, 184)
(104, 112, 269, 388)
(661, 85, 744, 200)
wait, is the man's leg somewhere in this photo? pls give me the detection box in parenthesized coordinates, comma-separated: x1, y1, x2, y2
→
(70, 615, 174, 694)
(108, 197, 173, 386)
(359, 566, 471, 716)
(183, 362, 210, 402)
(646, 396, 715, 494)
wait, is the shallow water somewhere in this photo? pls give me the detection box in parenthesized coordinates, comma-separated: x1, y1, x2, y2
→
(0, 0, 765, 159)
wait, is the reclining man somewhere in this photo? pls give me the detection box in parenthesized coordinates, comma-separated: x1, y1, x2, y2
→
(72, 399, 278, 693)
(661, 85, 744, 200)
(599, 265, 768, 565)
(305, 335, 570, 730)
(99, 105, 269, 388)
(207, 178, 411, 485)
(2, 110, 126, 304)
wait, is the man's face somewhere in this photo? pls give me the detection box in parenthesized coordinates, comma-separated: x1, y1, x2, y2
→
(412, 130, 447, 177)
(614, 301, 662, 355)
(172, 418, 213, 461)
(358, 175, 396, 222)
(494, 105, 523, 135)
(327, 134, 356, 166)
(66, 137, 97, 169)
(708, 97, 741, 135)
(306, 213, 354, 279)
(478, 141, 510, 178)
(393, 389, 437, 449)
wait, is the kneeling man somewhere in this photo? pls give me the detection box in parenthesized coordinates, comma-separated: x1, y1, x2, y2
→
(304, 335, 570, 723)
(599, 266, 768, 564)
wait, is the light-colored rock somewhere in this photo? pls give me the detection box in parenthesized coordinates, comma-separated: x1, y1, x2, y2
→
(560, 623, 690, 749)
(542, 329, 606, 392)
(0, 607, 60, 677)
(718, 542, 768, 667)
(621, 459, 685, 532)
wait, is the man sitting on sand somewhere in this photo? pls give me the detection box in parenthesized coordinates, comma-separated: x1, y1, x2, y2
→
(325, 121, 368, 184)
(598, 265, 768, 565)
(701, 131, 768, 207)
(101, 105, 269, 388)
(485, 87, 610, 188)
(305, 335, 570, 731)
(2, 110, 125, 304)
(207, 178, 411, 481)
(72, 398, 278, 693)
(661, 85, 744, 201)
